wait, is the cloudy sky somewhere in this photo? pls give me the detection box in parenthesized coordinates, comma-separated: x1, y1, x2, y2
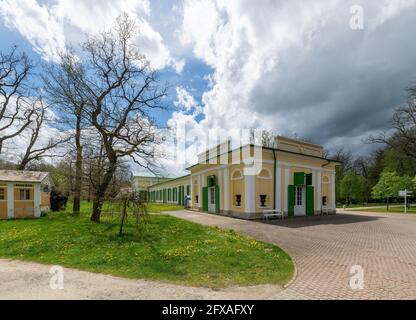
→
(1, 0, 416, 173)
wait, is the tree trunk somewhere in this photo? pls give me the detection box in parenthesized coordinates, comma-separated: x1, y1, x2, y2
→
(90, 158, 117, 223)
(91, 200, 103, 223)
(387, 197, 390, 211)
(72, 114, 83, 215)
(16, 160, 29, 171)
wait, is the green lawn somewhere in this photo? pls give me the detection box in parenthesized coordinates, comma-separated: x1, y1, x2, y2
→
(350, 206, 416, 214)
(336, 203, 387, 209)
(0, 204, 293, 288)
(71, 201, 184, 214)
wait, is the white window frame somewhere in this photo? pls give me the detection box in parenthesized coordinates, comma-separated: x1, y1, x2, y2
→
(19, 188, 31, 201)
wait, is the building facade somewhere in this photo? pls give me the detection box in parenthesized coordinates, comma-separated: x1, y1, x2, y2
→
(131, 172, 178, 201)
(145, 136, 339, 219)
(0, 170, 53, 219)
(147, 175, 191, 206)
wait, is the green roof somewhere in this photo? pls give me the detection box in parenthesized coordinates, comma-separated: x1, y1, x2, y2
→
(131, 171, 179, 179)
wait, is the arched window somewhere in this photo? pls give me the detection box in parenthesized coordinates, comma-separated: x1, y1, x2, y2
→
(257, 168, 272, 179)
(322, 175, 330, 183)
(231, 169, 243, 180)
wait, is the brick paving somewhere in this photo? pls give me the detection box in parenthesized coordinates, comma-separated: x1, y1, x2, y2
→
(168, 210, 416, 299)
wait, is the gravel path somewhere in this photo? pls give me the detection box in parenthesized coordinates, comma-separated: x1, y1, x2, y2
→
(0, 259, 288, 300)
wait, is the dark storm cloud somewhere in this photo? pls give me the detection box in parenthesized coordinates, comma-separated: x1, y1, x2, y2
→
(250, 5, 416, 152)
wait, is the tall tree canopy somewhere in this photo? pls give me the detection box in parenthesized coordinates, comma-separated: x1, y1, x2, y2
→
(66, 14, 167, 222)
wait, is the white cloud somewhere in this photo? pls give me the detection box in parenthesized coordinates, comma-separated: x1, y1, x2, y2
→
(0, 0, 181, 71)
(169, 0, 416, 161)
(369, 0, 416, 29)
(174, 86, 198, 112)
(0, 0, 66, 61)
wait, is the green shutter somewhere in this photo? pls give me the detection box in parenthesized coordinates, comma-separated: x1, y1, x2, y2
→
(215, 185, 220, 214)
(294, 172, 305, 185)
(178, 186, 182, 205)
(306, 173, 313, 186)
(181, 186, 184, 205)
(306, 186, 314, 216)
(288, 185, 295, 217)
(202, 187, 208, 212)
(176, 187, 179, 204)
(163, 189, 166, 203)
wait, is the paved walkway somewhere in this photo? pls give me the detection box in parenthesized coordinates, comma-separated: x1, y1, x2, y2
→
(168, 210, 416, 299)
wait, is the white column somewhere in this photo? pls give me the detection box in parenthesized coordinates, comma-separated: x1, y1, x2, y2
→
(7, 183, 14, 219)
(217, 169, 223, 210)
(223, 167, 230, 211)
(275, 165, 281, 211)
(190, 176, 194, 207)
(34, 183, 41, 218)
(316, 170, 322, 211)
(331, 171, 336, 209)
(198, 174, 202, 208)
(284, 167, 290, 212)
(244, 171, 255, 214)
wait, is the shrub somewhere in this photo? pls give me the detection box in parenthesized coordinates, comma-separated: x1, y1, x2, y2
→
(50, 188, 69, 212)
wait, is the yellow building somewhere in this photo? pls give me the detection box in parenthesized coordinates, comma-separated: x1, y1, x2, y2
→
(147, 136, 340, 219)
(131, 172, 174, 201)
(0, 170, 53, 219)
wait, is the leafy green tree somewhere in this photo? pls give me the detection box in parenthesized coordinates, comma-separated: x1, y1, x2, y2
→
(340, 171, 359, 204)
(358, 175, 372, 202)
(383, 148, 416, 177)
(372, 171, 410, 210)
(340, 171, 371, 204)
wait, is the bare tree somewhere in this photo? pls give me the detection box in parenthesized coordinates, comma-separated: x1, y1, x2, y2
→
(255, 130, 276, 148)
(15, 99, 68, 170)
(331, 147, 353, 174)
(369, 86, 416, 160)
(43, 50, 87, 214)
(68, 15, 167, 223)
(0, 47, 35, 154)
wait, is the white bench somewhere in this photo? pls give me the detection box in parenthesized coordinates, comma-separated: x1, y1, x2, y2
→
(263, 210, 284, 221)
